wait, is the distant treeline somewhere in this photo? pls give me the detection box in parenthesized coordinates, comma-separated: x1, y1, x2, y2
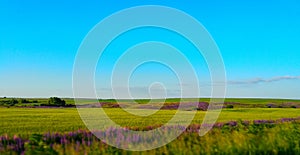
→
(0, 97, 300, 109)
(0, 98, 38, 106)
(0, 97, 72, 107)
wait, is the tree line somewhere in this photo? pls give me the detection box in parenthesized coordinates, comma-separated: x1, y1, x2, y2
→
(0, 97, 67, 107)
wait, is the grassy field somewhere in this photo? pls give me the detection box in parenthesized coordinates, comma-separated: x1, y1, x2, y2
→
(1, 98, 300, 154)
(1, 114, 300, 154)
(1, 107, 299, 136)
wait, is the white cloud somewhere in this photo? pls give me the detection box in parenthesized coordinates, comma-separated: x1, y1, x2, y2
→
(228, 75, 300, 85)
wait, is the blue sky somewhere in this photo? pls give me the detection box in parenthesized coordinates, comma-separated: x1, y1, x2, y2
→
(1, 0, 300, 98)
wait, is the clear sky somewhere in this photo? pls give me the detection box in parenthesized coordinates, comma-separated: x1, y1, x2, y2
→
(1, 0, 300, 99)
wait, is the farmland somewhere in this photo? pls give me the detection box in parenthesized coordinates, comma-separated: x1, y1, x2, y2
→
(1, 107, 300, 135)
(0, 98, 300, 154)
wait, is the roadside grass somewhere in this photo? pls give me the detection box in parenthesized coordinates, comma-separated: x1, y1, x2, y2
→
(1, 119, 300, 154)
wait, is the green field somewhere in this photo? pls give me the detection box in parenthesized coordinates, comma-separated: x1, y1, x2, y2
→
(1, 98, 300, 154)
(1, 107, 299, 136)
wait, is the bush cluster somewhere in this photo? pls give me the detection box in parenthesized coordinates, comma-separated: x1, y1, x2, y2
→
(47, 97, 66, 106)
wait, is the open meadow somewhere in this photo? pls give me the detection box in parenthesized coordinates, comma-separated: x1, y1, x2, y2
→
(1, 107, 300, 136)
(0, 98, 300, 154)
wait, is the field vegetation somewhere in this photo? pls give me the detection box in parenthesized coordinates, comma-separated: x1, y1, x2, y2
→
(1, 118, 300, 154)
(0, 97, 300, 154)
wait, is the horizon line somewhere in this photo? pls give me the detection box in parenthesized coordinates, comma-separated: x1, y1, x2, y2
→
(1, 96, 300, 100)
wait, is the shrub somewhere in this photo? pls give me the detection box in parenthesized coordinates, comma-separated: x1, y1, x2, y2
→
(48, 97, 66, 106)
(266, 103, 277, 108)
(9, 99, 18, 106)
(19, 99, 29, 103)
(291, 105, 297, 108)
(226, 105, 234, 108)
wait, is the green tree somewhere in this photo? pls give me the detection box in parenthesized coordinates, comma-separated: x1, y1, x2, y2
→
(19, 98, 29, 103)
(48, 97, 66, 106)
(9, 99, 18, 105)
